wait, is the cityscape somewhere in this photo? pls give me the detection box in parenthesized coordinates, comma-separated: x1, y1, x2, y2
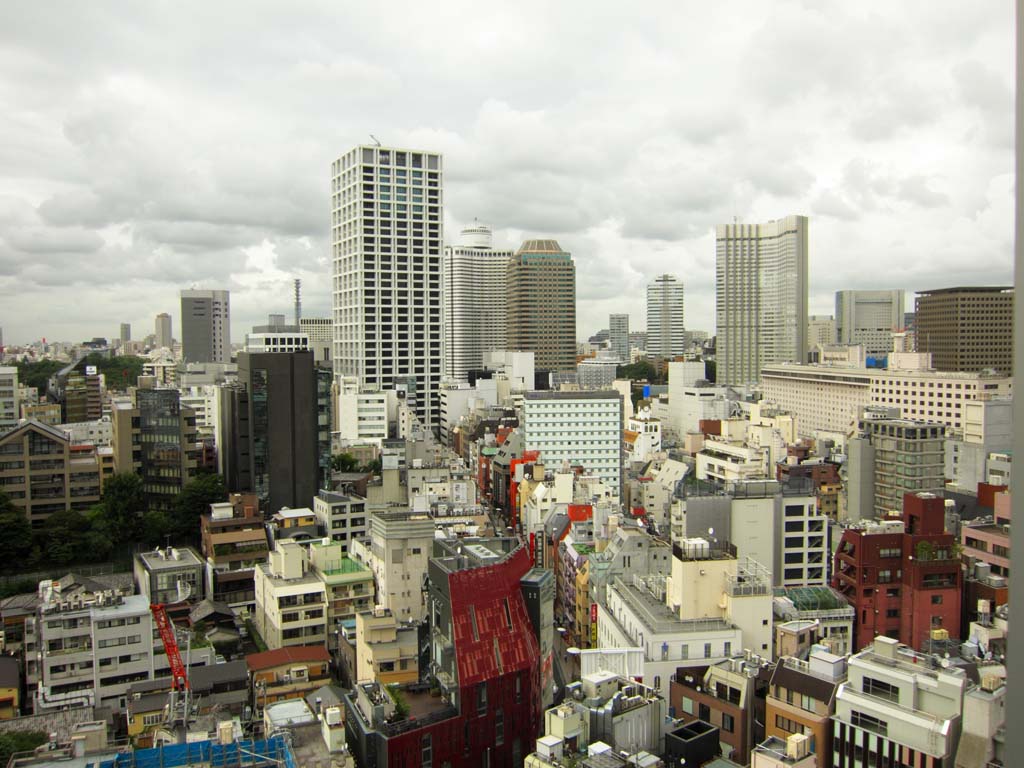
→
(0, 4, 1020, 768)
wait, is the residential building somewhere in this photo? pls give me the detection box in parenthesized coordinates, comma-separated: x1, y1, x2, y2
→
(336, 376, 396, 447)
(331, 145, 444, 427)
(915, 286, 1013, 373)
(751, 735, 816, 768)
(835, 290, 905, 355)
(154, 313, 172, 349)
(833, 492, 962, 651)
(442, 223, 514, 381)
(772, 587, 855, 656)
(954, 676, 1006, 768)
(646, 274, 685, 359)
(0, 366, 18, 432)
(180, 288, 231, 364)
(353, 510, 434, 622)
(134, 547, 205, 605)
(253, 540, 328, 650)
(308, 539, 374, 641)
(21, 402, 62, 425)
(846, 409, 945, 521)
(222, 351, 318, 513)
(807, 314, 836, 350)
(0, 420, 102, 526)
(312, 490, 369, 555)
(247, 645, 332, 706)
(765, 647, 846, 762)
(832, 636, 966, 768)
(666, 385, 734, 439)
(507, 239, 577, 373)
(624, 406, 662, 463)
(523, 390, 624, 502)
(354, 607, 419, 685)
(200, 495, 268, 612)
(608, 313, 630, 362)
(110, 386, 199, 511)
(760, 363, 1012, 438)
(0, 657, 19, 719)
(59, 366, 102, 423)
(946, 397, 1013, 492)
(960, 490, 1011, 579)
(716, 216, 808, 385)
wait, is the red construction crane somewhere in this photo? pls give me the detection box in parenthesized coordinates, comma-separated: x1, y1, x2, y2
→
(151, 603, 190, 691)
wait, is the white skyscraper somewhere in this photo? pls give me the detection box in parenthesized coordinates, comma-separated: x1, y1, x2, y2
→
(835, 289, 905, 355)
(442, 224, 513, 381)
(646, 274, 685, 358)
(715, 215, 808, 385)
(180, 289, 231, 364)
(331, 145, 444, 426)
(608, 313, 630, 362)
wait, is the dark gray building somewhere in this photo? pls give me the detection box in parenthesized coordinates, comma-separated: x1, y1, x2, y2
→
(221, 351, 318, 514)
(181, 289, 231, 364)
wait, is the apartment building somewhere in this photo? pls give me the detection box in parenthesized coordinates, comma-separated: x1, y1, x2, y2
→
(200, 497, 268, 612)
(349, 510, 433, 622)
(247, 645, 332, 706)
(0, 367, 19, 432)
(308, 539, 374, 640)
(765, 647, 846, 762)
(312, 490, 369, 554)
(336, 375, 395, 447)
(0, 419, 102, 526)
(832, 636, 966, 768)
(253, 540, 328, 650)
(354, 607, 420, 686)
(647, 274, 685, 359)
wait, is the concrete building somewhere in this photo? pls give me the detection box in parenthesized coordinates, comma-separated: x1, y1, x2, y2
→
(353, 510, 434, 622)
(760, 363, 1012, 438)
(331, 145, 444, 427)
(960, 490, 1011, 580)
(299, 317, 332, 365)
(576, 356, 619, 390)
(245, 315, 310, 353)
(772, 587, 855, 656)
(442, 224, 514, 381)
(716, 216, 808, 385)
(646, 274, 685, 359)
(0, 366, 18, 432)
(200, 496, 268, 612)
(946, 397, 1013, 492)
(354, 607, 419, 686)
(523, 391, 624, 502)
(846, 409, 945, 521)
(246, 645, 332, 706)
(608, 313, 630, 363)
(312, 490, 368, 555)
(180, 289, 231, 364)
(751, 735, 816, 768)
(154, 312, 172, 349)
(254, 540, 328, 650)
(134, 546, 205, 605)
(624, 406, 662, 464)
(0, 420, 102, 526)
(308, 539, 374, 645)
(835, 290, 905, 355)
(807, 314, 836, 350)
(833, 492, 962, 652)
(508, 239, 577, 373)
(336, 376, 396, 447)
(915, 286, 1013, 373)
(765, 648, 845, 763)
(21, 401, 62, 425)
(832, 636, 966, 768)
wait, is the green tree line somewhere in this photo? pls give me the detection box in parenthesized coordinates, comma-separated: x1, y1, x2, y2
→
(17, 353, 146, 394)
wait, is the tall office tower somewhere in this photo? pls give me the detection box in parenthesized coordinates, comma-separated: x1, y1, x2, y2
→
(155, 313, 172, 348)
(507, 239, 576, 372)
(646, 274, 685, 358)
(119, 323, 131, 344)
(715, 215, 808, 386)
(442, 223, 513, 381)
(834, 289, 905, 355)
(181, 289, 231, 364)
(608, 313, 630, 361)
(915, 286, 1014, 373)
(331, 145, 444, 427)
(807, 314, 836, 348)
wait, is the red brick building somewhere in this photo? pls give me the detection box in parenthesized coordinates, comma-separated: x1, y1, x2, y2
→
(833, 492, 961, 652)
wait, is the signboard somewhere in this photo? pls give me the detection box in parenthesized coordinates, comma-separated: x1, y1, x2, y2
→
(85, 365, 98, 376)
(590, 603, 598, 645)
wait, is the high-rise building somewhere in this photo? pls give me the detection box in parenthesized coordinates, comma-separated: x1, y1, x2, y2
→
(442, 224, 514, 381)
(0, 366, 18, 432)
(244, 315, 309, 353)
(835, 289, 905, 355)
(181, 289, 231, 364)
(507, 239, 576, 373)
(715, 216, 808, 385)
(608, 313, 630, 362)
(331, 145, 444, 427)
(646, 274, 685, 358)
(154, 313, 172, 349)
(807, 314, 836, 349)
(915, 286, 1013, 373)
(119, 323, 131, 344)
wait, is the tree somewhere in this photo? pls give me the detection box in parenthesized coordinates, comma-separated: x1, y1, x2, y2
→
(0, 731, 48, 765)
(38, 509, 104, 567)
(331, 453, 360, 472)
(0, 493, 34, 572)
(704, 359, 716, 383)
(171, 474, 227, 543)
(88, 473, 146, 547)
(616, 360, 657, 382)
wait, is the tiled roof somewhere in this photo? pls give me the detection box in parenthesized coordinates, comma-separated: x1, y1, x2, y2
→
(246, 645, 330, 671)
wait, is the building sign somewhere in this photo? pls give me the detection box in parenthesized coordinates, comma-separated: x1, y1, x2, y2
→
(590, 603, 598, 645)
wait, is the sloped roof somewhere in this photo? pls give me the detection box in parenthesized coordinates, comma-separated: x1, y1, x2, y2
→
(246, 645, 330, 671)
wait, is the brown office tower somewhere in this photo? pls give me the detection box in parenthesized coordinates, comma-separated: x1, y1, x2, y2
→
(915, 286, 1013, 373)
(507, 239, 577, 374)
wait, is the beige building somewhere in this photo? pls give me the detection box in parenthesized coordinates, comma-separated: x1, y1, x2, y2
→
(253, 540, 327, 650)
(354, 607, 419, 685)
(0, 420, 102, 526)
(915, 286, 1013, 374)
(835, 289, 905, 355)
(507, 239, 577, 373)
(308, 539, 374, 640)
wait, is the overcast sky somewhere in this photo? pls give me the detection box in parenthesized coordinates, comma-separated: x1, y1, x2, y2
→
(0, 2, 1015, 346)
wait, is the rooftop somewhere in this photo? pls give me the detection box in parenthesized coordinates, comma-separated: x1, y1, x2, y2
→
(246, 644, 330, 672)
(611, 576, 733, 636)
(775, 585, 850, 612)
(137, 547, 203, 570)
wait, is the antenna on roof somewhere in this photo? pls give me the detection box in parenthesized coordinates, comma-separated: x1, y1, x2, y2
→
(369, 135, 382, 147)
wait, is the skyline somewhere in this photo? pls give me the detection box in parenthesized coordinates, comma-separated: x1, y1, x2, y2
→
(0, 1, 1015, 345)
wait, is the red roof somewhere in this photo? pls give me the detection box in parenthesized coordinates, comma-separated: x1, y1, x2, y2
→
(448, 547, 539, 687)
(567, 504, 592, 522)
(246, 644, 330, 671)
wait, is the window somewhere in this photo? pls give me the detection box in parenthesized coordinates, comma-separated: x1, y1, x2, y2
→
(698, 703, 710, 722)
(476, 682, 487, 715)
(863, 677, 899, 703)
(495, 708, 504, 745)
(931, 595, 943, 605)
(421, 733, 432, 767)
(851, 710, 888, 735)
(704, 643, 712, 658)
(722, 713, 735, 733)
(681, 696, 694, 715)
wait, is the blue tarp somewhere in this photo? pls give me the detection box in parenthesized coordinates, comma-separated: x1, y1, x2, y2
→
(97, 736, 296, 768)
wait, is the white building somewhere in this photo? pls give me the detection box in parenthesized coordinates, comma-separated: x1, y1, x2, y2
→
(609, 314, 630, 362)
(60, 417, 113, 446)
(835, 289, 905, 356)
(523, 391, 624, 502)
(0, 366, 18, 432)
(716, 216, 808, 386)
(180, 289, 231, 365)
(179, 385, 220, 440)
(254, 540, 328, 650)
(349, 510, 434, 622)
(761, 362, 1013, 438)
(336, 376, 397, 446)
(807, 314, 836, 349)
(666, 385, 734, 439)
(312, 490, 368, 555)
(245, 324, 310, 354)
(624, 407, 662, 463)
(832, 636, 966, 768)
(438, 379, 498, 445)
(647, 274, 685, 358)
(577, 356, 620, 390)
(442, 224, 514, 382)
(331, 145, 444, 427)
(299, 317, 332, 365)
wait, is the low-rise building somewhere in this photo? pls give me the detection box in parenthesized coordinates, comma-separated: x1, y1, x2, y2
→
(253, 540, 327, 650)
(765, 648, 846, 762)
(247, 645, 332, 707)
(200, 497, 268, 614)
(312, 490, 369, 554)
(308, 539, 374, 648)
(134, 547, 205, 605)
(354, 607, 420, 686)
